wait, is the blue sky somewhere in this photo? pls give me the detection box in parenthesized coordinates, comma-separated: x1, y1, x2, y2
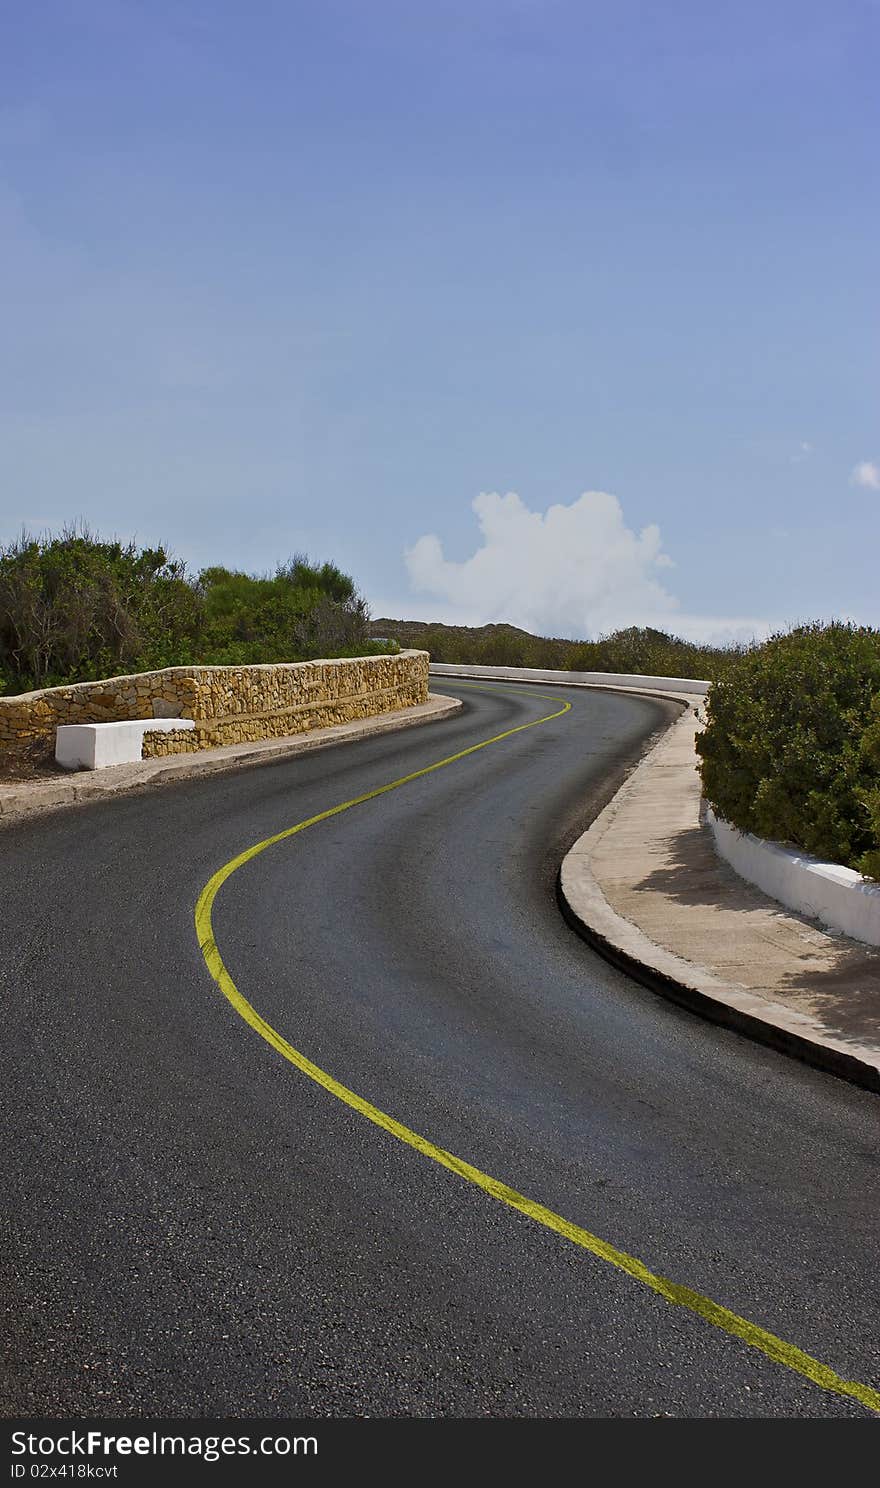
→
(1, 1, 877, 642)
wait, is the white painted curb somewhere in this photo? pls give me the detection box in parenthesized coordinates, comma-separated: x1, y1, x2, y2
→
(429, 662, 709, 695)
(705, 805, 880, 949)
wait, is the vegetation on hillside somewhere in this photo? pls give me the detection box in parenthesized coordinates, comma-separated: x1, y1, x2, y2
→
(696, 621, 880, 877)
(370, 617, 749, 681)
(0, 527, 389, 694)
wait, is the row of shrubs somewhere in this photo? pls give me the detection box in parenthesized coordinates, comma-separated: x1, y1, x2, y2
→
(696, 622, 880, 880)
(373, 618, 749, 681)
(0, 527, 394, 695)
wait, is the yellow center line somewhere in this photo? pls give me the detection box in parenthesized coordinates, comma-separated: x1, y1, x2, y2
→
(194, 683, 880, 1416)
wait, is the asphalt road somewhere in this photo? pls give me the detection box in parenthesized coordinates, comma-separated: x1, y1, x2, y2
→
(2, 681, 879, 1419)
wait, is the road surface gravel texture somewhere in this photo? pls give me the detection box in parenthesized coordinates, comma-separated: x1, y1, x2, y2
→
(1, 681, 878, 1419)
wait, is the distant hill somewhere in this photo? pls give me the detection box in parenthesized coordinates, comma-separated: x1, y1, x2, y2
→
(369, 617, 748, 681)
(370, 617, 555, 647)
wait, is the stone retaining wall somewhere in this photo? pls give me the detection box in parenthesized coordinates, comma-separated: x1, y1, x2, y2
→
(0, 651, 429, 765)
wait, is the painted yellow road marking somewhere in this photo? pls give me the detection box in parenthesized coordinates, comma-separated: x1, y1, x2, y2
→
(194, 683, 880, 1416)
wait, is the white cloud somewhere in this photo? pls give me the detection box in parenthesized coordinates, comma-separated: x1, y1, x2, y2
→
(851, 460, 880, 491)
(404, 490, 771, 646)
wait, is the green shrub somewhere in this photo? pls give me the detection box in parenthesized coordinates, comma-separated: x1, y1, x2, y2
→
(696, 622, 880, 874)
(0, 526, 201, 689)
(0, 528, 387, 693)
(372, 618, 748, 681)
(859, 695, 880, 878)
(197, 556, 371, 663)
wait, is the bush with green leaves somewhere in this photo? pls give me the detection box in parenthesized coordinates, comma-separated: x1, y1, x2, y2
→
(565, 626, 751, 680)
(197, 556, 372, 665)
(696, 622, 880, 876)
(0, 527, 201, 691)
(375, 618, 749, 680)
(0, 528, 386, 695)
(859, 694, 880, 879)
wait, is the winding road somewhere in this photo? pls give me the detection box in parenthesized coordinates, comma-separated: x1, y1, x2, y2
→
(2, 680, 879, 1418)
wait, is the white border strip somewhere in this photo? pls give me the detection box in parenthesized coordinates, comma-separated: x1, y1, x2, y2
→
(429, 662, 709, 695)
(706, 806, 880, 949)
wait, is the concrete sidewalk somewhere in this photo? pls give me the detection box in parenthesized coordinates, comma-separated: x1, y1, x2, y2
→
(0, 692, 462, 824)
(561, 700, 880, 1091)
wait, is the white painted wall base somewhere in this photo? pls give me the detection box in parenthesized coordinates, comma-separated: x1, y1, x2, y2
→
(429, 662, 709, 695)
(55, 717, 195, 770)
(705, 805, 880, 948)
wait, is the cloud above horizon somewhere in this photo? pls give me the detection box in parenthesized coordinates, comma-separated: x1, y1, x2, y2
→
(852, 461, 880, 491)
(404, 491, 771, 647)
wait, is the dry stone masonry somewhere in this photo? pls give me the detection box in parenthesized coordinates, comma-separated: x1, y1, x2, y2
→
(0, 651, 429, 766)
